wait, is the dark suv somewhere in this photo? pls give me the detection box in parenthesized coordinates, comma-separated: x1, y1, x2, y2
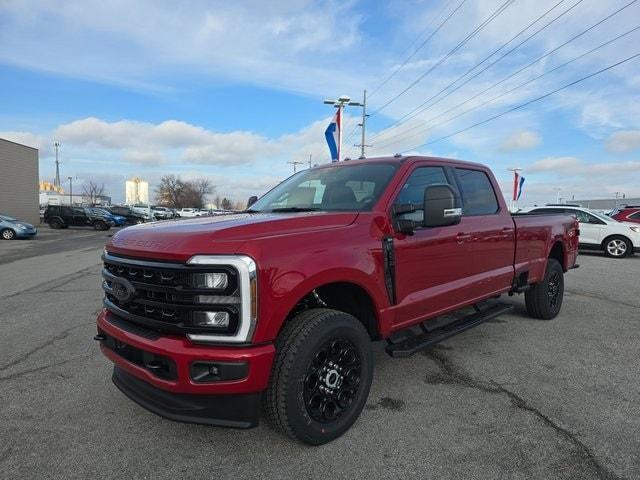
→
(104, 206, 147, 225)
(44, 205, 115, 230)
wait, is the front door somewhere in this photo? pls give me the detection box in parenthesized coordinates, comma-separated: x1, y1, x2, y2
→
(566, 209, 605, 245)
(390, 165, 473, 329)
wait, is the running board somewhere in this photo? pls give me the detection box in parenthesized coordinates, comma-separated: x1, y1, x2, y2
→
(385, 302, 514, 358)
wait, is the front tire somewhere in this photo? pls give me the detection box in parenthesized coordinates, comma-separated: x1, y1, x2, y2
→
(1, 228, 16, 240)
(94, 221, 108, 231)
(603, 235, 632, 258)
(263, 308, 373, 445)
(525, 258, 564, 320)
(49, 219, 63, 229)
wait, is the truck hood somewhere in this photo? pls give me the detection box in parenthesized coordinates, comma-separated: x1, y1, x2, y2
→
(107, 211, 358, 260)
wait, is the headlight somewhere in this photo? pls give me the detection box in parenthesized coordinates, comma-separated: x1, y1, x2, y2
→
(15, 224, 26, 230)
(631, 226, 640, 233)
(193, 311, 230, 328)
(194, 272, 228, 289)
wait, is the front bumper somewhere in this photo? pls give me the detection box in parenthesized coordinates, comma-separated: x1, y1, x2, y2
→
(96, 309, 275, 427)
(15, 229, 37, 238)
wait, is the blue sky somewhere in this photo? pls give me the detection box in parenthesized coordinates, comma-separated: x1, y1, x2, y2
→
(1, 0, 639, 205)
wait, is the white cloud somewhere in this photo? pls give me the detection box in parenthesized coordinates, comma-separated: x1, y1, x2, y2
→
(499, 130, 541, 152)
(606, 130, 640, 154)
(528, 156, 581, 173)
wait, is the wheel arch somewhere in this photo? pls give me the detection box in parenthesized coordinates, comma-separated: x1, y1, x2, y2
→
(548, 240, 565, 271)
(278, 281, 382, 341)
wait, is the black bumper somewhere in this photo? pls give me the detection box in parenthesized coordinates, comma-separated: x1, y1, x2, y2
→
(112, 367, 260, 428)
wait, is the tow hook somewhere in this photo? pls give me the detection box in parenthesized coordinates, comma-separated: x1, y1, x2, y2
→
(93, 334, 106, 342)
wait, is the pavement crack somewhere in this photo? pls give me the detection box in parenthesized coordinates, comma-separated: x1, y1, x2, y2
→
(0, 353, 95, 382)
(423, 348, 625, 480)
(565, 289, 639, 311)
(0, 321, 95, 372)
(2, 266, 99, 299)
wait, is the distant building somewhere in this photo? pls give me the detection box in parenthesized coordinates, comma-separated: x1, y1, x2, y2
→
(0, 137, 39, 224)
(126, 177, 149, 205)
(39, 191, 111, 206)
(574, 197, 640, 210)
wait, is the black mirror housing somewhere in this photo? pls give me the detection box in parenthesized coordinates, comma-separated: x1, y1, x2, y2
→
(423, 184, 462, 228)
(247, 195, 258, 208)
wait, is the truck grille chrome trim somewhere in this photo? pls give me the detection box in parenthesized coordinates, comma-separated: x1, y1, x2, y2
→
(102, 252, 255, 343)
(186, 255, 257, 344)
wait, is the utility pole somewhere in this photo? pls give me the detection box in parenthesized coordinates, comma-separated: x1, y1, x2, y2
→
(554, 187, 562, 204)
(308, 154, 313, 169)
(507, 168, 521, 211)
(54, 141, 61, 188)
(353, 90, 371, 158)
(68, 176, 73, 206)
(287, 160, 305, 173)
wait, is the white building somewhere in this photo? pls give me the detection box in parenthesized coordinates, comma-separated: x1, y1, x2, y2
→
(125, 178, 149, 205)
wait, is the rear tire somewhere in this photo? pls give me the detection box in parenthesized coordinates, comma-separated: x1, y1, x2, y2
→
(94, 221, 108, 231)
(1, 228, 16, 240)
(49, 219, 63, 229)
(263, 308, 373, 445)
(525, 258, 564, 320)
(603, 235, 632, 258)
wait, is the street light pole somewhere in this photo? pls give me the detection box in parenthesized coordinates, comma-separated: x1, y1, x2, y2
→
(54, 141, 61, 188)
(287, 161, 305, 173)
(68, 176, 73, 206)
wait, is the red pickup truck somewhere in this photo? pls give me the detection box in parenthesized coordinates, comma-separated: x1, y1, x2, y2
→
(96, 156, 579, 445)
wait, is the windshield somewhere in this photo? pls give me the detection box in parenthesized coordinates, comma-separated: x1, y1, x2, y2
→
(590, 211, 614, 223)
(249, 163, 398, 213)
(0, 214, 17, 221)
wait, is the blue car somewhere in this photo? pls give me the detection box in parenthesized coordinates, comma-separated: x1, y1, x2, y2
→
(0, 213, 38, 239)
(89, 208, 126, 227)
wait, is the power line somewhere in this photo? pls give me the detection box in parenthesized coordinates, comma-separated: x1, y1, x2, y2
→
(374, 0, 639, 149)
(370, 0, 577, 143)
(370, 0, 516, 116)
(375, 24, 640, 151)
(369, 0, 467, 98)
(400, 52, 640, 152)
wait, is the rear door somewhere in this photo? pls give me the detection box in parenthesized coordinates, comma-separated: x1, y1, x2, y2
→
(564, 209, 605, 245)
(390, 164, 472, 327)
(71, 207, 88, 226)
(453, 167, 515, 298)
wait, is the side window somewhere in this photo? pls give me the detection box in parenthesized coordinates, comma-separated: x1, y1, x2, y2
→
(629, 211, 640, 220)
(568, 209, 600, 224)
(455, 168, 499, 216)
(394, 166, 450, 223)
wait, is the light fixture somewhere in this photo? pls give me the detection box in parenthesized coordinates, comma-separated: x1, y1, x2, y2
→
(194, 272, 228, 289)
(193, 311, 230, 328)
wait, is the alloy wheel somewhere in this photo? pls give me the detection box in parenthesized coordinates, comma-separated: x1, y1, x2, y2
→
(607, 239, 627, 257)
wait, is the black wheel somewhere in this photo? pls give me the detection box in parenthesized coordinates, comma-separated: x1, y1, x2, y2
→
(525, 258, 564, 320)
(49, 219, 63, 229)
(263, 308, 373, 445)
(93, 221, 108, 231)
(1, 228, 16, 240)
(602, 235, 632, 258)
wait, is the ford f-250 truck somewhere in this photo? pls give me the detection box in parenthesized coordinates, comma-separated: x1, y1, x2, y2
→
(95, 156, 579, 445)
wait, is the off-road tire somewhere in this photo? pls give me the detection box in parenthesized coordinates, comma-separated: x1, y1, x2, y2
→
(263, 308, 373, 445)
(525, 258, 564, 320)
(49, 219, 63, 229)
(94, 220, 108, 231)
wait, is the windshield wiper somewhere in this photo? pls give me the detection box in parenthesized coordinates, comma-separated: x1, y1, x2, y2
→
(270, 207, 321, 213)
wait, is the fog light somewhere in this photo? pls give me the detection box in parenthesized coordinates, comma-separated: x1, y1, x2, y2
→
(193, 311, 230, 328)
(194, 272, 228, 289)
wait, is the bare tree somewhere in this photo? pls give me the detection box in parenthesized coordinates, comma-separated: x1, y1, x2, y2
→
(155, 175, 215, 209)
(82, 180, 105, 205)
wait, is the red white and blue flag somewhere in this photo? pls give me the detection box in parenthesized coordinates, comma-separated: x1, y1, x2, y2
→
(513, 172, 525, 201)
(325, 109, 341, 162)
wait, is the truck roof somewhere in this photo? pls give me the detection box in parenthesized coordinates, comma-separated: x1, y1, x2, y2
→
(314, 155, 487, 170)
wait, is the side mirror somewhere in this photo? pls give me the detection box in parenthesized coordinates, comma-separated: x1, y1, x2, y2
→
(392, 203, 420, 235)
(423, 184, 461, 227)
(247, 195, 258, 208)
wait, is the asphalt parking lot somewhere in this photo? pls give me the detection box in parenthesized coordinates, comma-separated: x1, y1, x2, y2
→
(0, 229, 638, 480)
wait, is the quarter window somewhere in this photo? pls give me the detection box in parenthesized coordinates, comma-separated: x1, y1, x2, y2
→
(455, 168, 499, 216)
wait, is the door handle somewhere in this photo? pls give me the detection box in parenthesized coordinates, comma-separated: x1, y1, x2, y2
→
(456, 233, 471, 244)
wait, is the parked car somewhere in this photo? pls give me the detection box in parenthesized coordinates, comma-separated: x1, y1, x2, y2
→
(44, 205, 114, 230)
(88, 208, 126, 227)
(611, 205, 640, 225)
(96, 155, 579, 445)
(151, 206, 175, 220)
(525, 205, 640, 258)
(0, 213, 37, 239)
(176, 208, 202, 217)
(104, 206, 147, 225)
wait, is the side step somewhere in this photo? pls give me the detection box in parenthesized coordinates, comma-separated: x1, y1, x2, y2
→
(385, 302, 514, 358)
